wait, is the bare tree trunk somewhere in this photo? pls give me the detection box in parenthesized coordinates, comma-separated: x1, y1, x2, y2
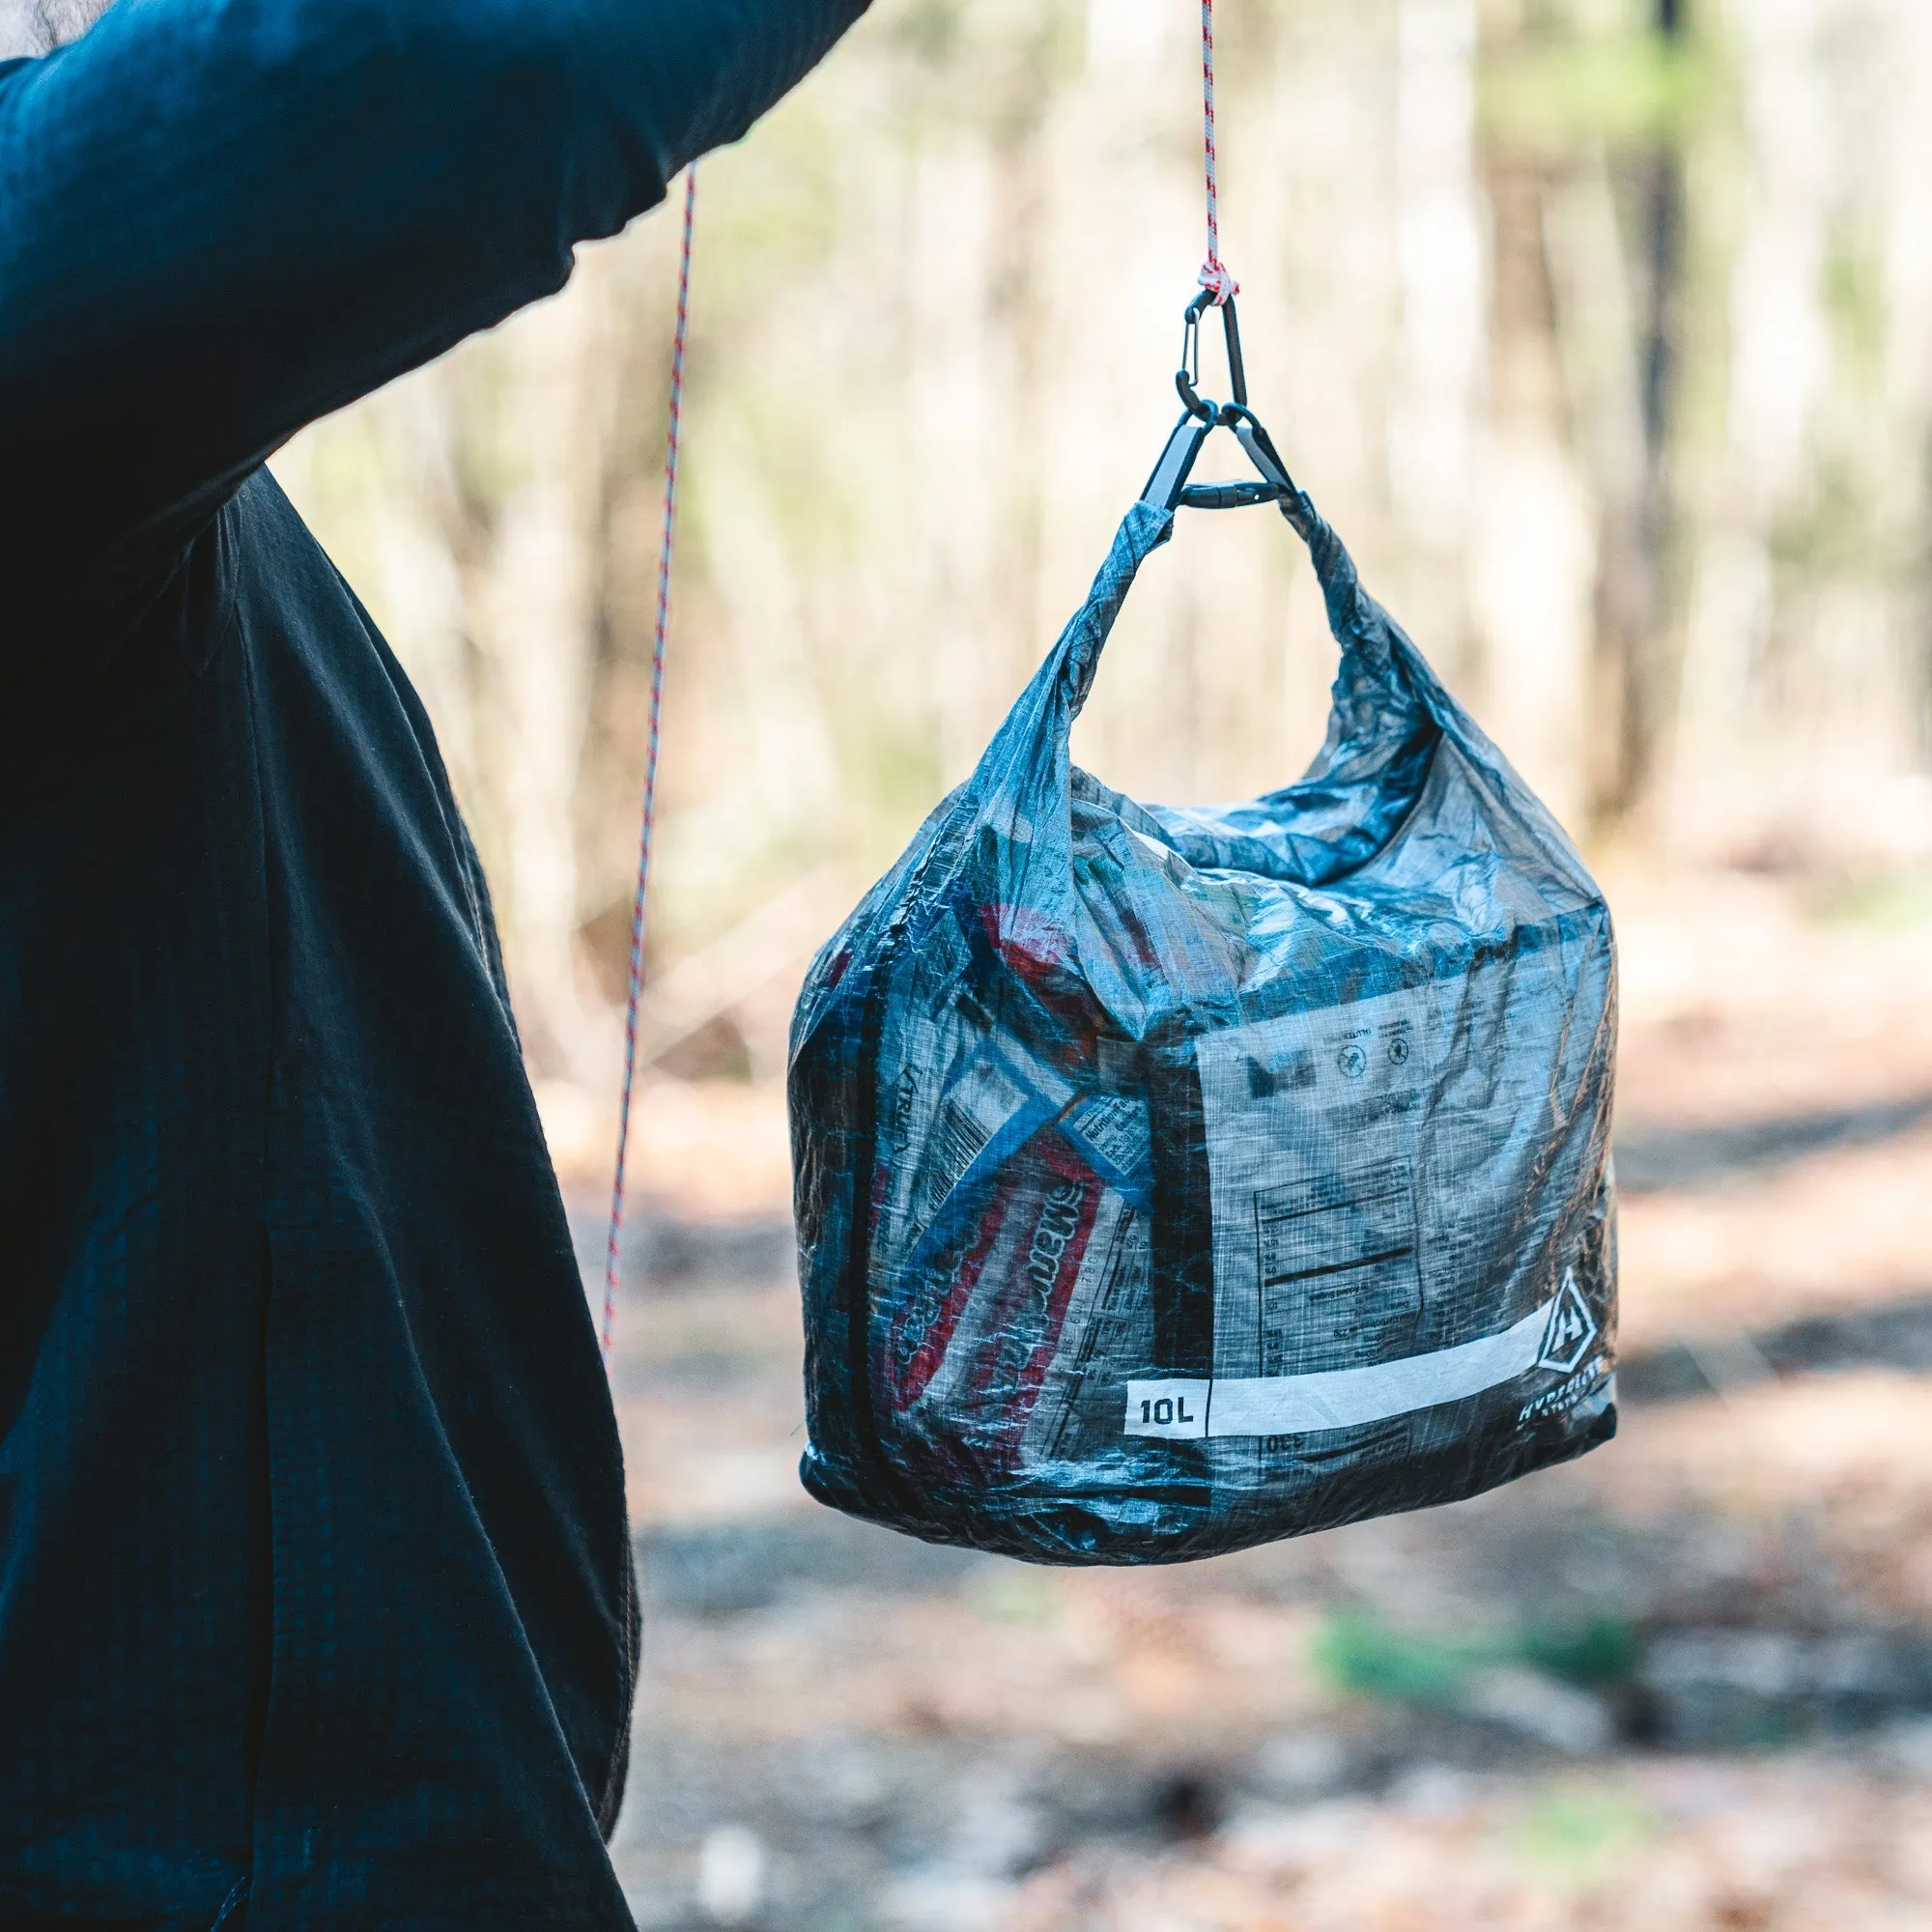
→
(1470, 154, 1598, 834)
(1603, 0, 1689, 830)
(1389, 0, 1481, 682)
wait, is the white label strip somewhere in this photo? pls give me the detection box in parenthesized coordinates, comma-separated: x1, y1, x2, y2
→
(1125, 1297, 1562, 1440)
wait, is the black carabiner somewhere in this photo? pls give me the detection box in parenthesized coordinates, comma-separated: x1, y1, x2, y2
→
(1177, 288, 1249, 423)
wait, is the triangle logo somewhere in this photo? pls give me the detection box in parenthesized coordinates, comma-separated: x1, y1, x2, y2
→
(1537, 1268, 1598, 1375)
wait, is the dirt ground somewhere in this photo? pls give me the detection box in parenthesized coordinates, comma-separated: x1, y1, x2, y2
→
(569, 864, 1932, 1930)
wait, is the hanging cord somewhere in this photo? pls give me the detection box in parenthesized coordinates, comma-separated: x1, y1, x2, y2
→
(1198, 0, 1238, 305)
(602, 165, 696, 1366)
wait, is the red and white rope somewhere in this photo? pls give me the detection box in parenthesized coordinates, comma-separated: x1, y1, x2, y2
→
(1198, 0, 1237, 305)
(603, 164, 696, 1366)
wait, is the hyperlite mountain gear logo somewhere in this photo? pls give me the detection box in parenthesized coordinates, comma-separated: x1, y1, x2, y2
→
(1536, 1268, 1598, 1374)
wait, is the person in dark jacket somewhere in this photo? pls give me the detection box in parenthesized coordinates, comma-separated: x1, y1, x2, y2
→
(0, 0, 868, 1923)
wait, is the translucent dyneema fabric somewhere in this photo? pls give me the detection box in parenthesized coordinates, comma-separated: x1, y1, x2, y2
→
(788, 490, 1617, 1566)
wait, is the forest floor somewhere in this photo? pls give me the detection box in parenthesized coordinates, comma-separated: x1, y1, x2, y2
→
(570, 861, 1932, 1931)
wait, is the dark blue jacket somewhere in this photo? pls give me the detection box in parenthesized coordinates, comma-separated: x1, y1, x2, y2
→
(0, 1, 866, 1924)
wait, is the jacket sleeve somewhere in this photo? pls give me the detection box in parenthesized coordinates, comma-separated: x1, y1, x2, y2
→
(0, 0, 868, 611)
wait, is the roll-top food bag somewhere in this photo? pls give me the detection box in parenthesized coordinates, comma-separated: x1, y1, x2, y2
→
(787, 489, 1617, 1565)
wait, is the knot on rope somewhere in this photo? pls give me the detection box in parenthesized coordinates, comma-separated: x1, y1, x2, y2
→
(1197, 258, 1239, 306)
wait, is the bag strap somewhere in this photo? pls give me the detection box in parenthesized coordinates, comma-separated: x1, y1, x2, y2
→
(1055, 502, 1176, 718)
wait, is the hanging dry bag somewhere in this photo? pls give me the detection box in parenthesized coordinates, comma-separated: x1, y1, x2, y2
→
(787, 327, 1617, 1565)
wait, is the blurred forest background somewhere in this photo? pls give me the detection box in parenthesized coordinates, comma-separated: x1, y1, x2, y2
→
(274, 0, 1932, 1142)
(272, 1, 1932, 1924)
